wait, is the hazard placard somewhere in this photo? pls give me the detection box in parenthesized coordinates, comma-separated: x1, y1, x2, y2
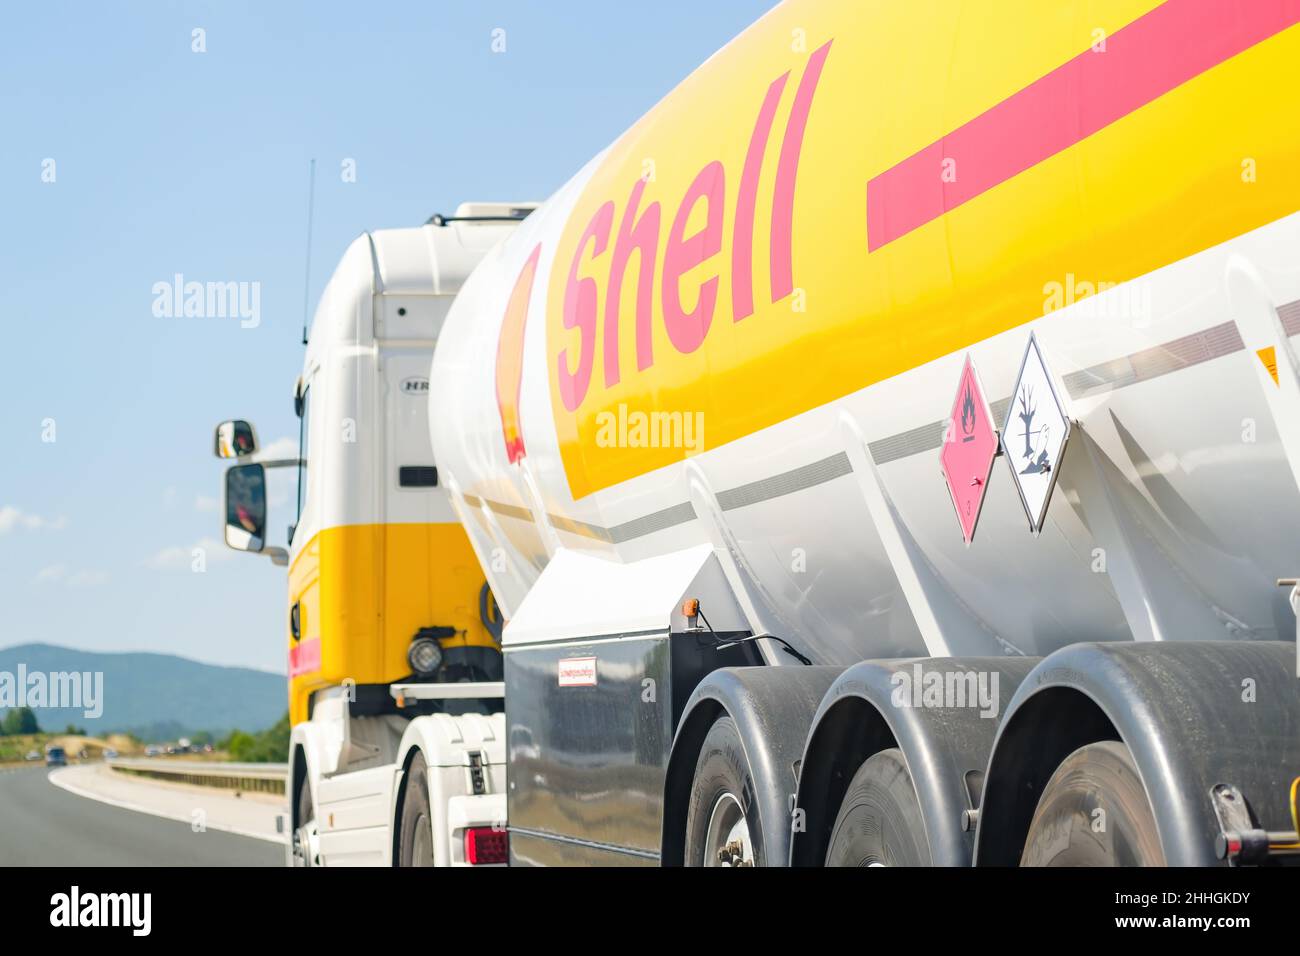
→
(940, 354, 999, 544)
(1003, 332, 1071, 534)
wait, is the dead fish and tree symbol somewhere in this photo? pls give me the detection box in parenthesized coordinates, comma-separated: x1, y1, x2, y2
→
(1015, 383, 1052, 475)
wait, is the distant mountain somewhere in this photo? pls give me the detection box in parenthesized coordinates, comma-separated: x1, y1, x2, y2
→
(0, 643, 284, 740)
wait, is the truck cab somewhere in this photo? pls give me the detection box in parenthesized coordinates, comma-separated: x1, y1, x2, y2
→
(215, 202, 533, 865)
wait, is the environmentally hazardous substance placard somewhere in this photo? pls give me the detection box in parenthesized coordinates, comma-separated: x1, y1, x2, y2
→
(1003, 332, 1071, 534)
(939, 354, 999, 544)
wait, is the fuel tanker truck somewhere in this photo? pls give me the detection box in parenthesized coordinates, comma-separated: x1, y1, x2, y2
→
(427, 0, 1300, 866)
(218, 0, 1300, 868)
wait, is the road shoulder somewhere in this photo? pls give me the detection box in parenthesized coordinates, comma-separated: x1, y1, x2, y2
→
(48, 764, 287, 847)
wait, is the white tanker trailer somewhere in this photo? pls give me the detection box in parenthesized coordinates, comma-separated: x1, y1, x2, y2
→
(429, 0, 1300, 866)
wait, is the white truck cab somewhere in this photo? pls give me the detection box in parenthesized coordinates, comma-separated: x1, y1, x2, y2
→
(215, 202, 534, 866)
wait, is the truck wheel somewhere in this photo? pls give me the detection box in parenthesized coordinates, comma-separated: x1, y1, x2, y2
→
(398, 753, 435, 867)
(684, 716, 763, 867)
(1020, 740, 1164, 866)
(291, 781, 320, 867)
(825, 748, 931, 866)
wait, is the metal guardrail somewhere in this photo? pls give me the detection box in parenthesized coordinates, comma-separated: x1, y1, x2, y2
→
(108, 758, 288, 796)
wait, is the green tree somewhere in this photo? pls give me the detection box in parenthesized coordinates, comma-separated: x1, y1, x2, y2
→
(224, 713, 289, 763)
(2, 707, 41, 736)
(251, 713, 290, 762)
(224, 730, 256, 760)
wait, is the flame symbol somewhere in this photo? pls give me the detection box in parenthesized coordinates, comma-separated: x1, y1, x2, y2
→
(961, 381, 976, 435)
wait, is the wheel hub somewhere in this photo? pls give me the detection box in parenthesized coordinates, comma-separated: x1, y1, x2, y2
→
(705, 792, 755, 867)
(292, 818, 321, 867)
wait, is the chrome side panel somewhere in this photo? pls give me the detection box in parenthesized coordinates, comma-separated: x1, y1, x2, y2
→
(506, 635, 672, 858)
(505, 632, 761, 863)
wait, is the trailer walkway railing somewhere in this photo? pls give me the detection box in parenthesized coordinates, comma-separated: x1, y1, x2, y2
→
(108, 758, 288, 796)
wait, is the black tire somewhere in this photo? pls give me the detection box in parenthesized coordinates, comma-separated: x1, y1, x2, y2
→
(684, 716, 764, 867)
(292, 779, 318, 867)
(1020, 740, 1164, 866)
(825, 748, 931, 866)
(397, 753, 435, 867)
(297, 778, 312, 826)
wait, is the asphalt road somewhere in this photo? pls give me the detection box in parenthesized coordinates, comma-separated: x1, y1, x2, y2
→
(0, 765, 284, 866)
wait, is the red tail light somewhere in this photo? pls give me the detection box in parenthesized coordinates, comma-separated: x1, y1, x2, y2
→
(464, 826, 509, 865)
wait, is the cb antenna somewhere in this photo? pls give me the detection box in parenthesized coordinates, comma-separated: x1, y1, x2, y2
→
(300, 157, 316, 345)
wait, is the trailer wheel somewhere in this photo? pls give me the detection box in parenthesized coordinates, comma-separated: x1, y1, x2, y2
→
(824, 748, 930, 866)
(1020, 741, 1164, 866)
(291, 781, 320, 867)
(397, 753, 435, 867)
(684, 716, 763, 867)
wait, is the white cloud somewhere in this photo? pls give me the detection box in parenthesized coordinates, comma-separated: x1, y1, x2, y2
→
(146, 545, 191, 571)
(67, 569, 110, 587)
(0, 506, 67, 534)
(35, 564, 66, 583)
(146, 536, 232, 571)
(35, 564, 108, 587)
(195, 494, 219, 512)
(268, 469, 294, 509)
(259, 437, 299, 461)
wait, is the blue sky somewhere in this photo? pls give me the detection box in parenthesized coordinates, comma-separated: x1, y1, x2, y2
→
(0, 0, 778, 673)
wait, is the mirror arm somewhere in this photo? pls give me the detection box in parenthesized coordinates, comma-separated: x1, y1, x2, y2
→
(264, 547, 289, 567)
(254, 458, 304, 470)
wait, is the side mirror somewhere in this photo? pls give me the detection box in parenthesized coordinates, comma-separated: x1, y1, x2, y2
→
(224, 463, 267, 552)
(215, 420, 258, 459)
